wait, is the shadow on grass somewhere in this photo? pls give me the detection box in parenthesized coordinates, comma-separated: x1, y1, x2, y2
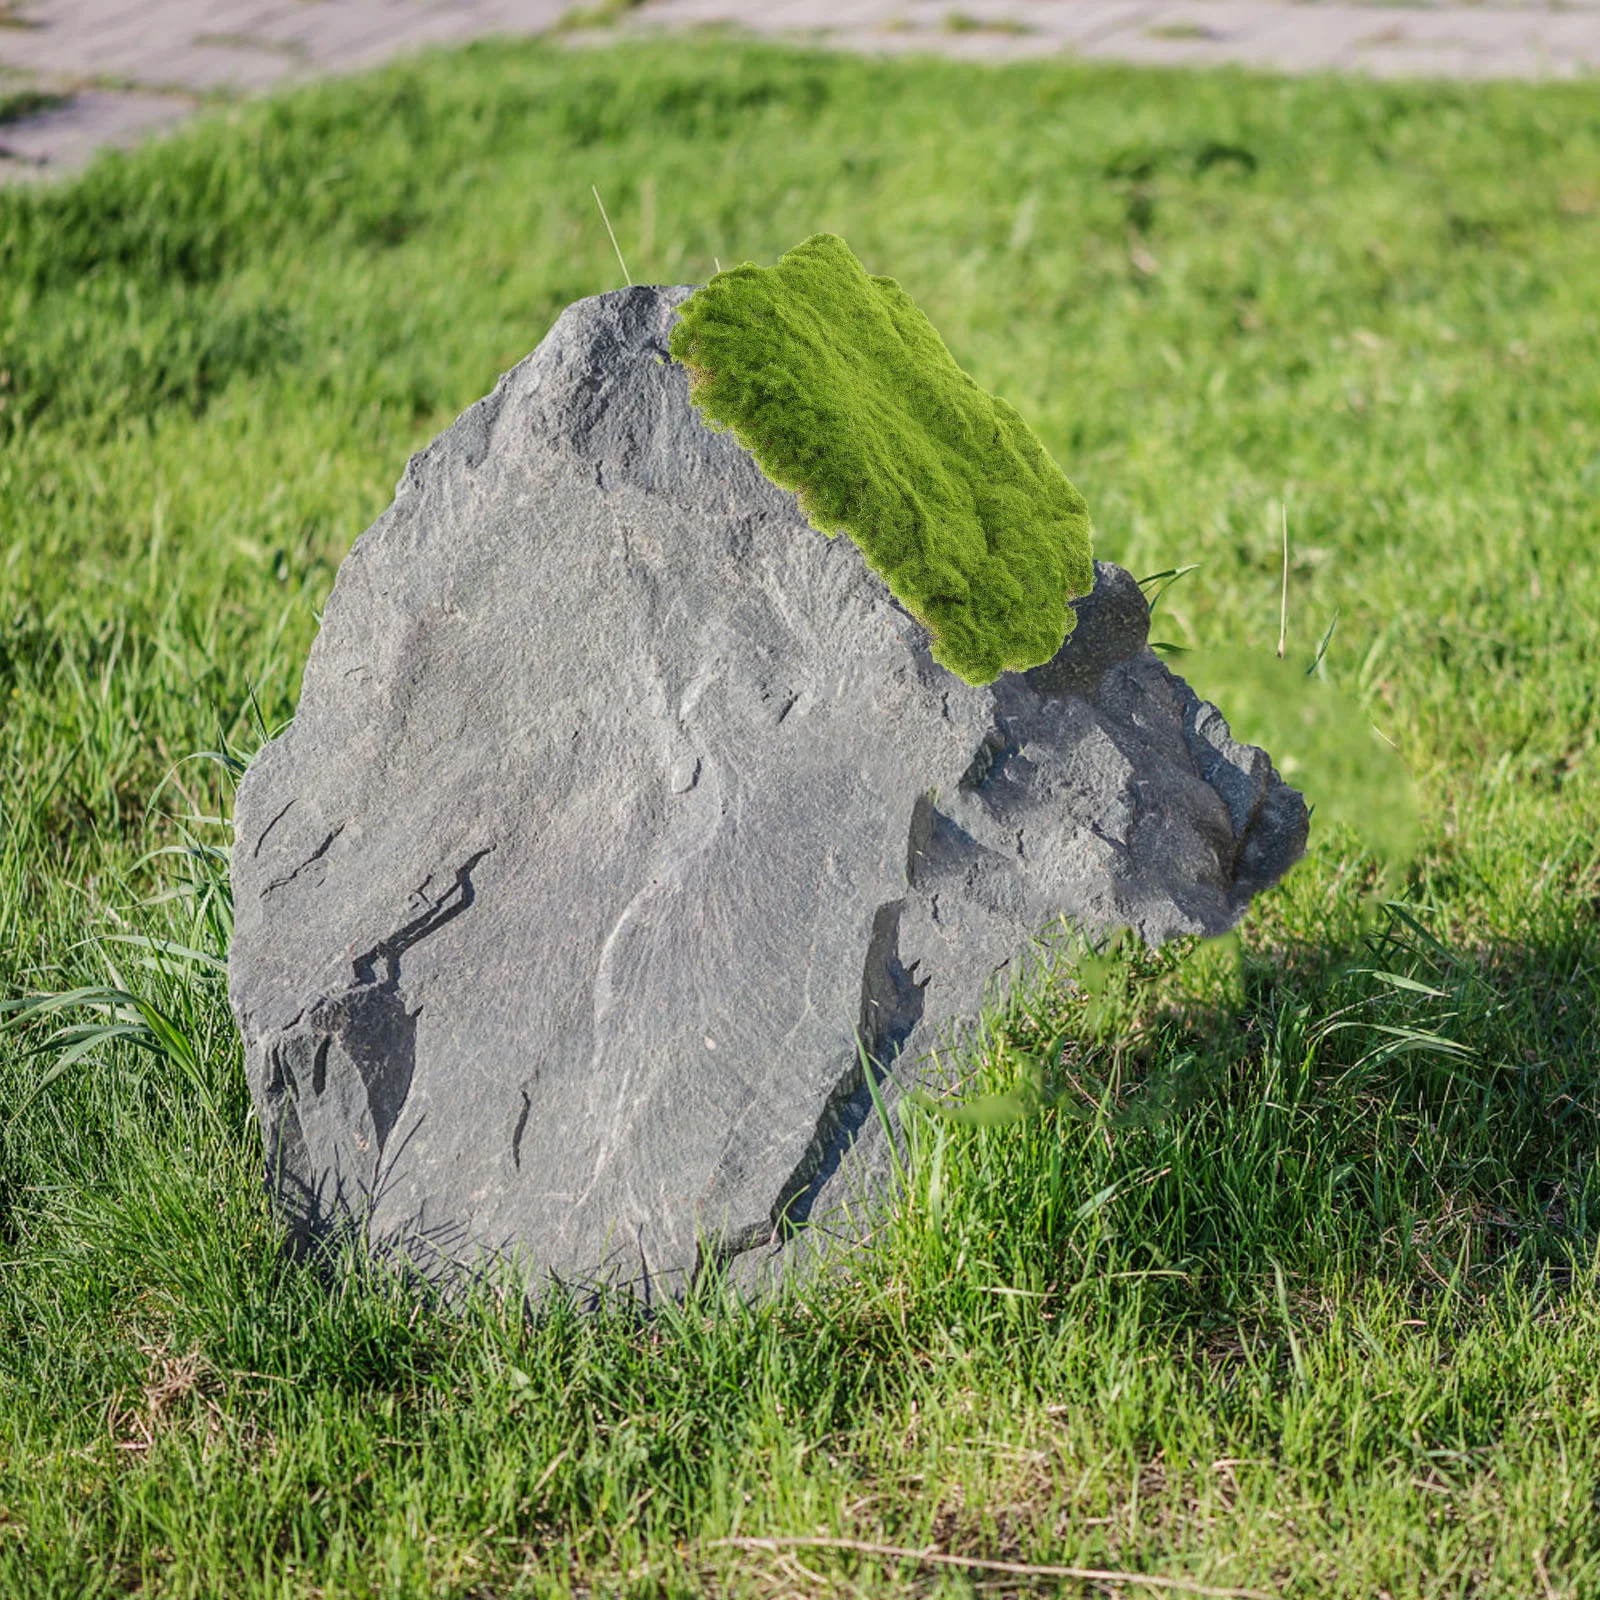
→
(881, 881, 1600, 1352)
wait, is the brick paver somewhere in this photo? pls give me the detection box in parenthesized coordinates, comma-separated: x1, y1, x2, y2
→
(2, 0, 1597, 183)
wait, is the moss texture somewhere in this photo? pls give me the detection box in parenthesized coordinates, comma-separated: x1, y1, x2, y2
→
(666, 232, 1094, 687)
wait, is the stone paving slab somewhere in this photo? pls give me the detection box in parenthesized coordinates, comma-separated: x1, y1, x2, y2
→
(0, 87, 196, 179)
(2, 0, 1597, 185)
(606, 0, 1600, 77)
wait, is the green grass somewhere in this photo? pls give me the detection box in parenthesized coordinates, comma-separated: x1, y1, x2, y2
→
(2, 28, 1599, 1598)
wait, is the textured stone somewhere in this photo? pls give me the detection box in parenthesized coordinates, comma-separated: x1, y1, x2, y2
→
(227, 284, 1308, 1305)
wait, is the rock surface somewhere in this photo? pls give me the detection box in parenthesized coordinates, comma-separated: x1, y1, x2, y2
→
(227, 284, 1308, 1305)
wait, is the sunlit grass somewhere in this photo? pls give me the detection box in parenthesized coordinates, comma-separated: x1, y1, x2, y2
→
(1, 30, 1598, 1597)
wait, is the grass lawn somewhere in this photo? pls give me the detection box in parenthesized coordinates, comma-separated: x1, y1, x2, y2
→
(2, 27, 1600, 1598)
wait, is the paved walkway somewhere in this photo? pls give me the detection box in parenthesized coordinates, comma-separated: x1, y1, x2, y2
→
(3, 0, 1598, 182)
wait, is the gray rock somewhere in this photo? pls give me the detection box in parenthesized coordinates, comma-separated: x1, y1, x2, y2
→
(227, 284, 1307, 1307)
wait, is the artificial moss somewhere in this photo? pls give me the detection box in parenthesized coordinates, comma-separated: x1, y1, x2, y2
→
(666, 232, 1094, 687)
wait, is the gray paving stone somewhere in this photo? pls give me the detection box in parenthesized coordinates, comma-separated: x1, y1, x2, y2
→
(466, 0, 602, 20)
(178, 42, 308, 91)
(250, 5, 442, 58)
(309, 13, 504, 76)
(5, 0, 1599, 184)
(890, 0, 1052, 30)
(988, 1, 1165, 44)
(248, 0, 569, 77)
(1076, 7, 1372, 71)
(0, 3, 258, 79)
(1188, 9, 1393, 67)
(796, 25, 1065, 61)
(0, 88, 193, 180)
(632, 0, 846, 30)
(952, 3, 1146, 53)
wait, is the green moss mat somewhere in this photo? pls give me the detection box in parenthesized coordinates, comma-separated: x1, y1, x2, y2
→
(668, 231, 1094, 685)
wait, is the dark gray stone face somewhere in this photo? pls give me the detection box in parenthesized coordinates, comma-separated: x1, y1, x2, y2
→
(227, 285, 1308, 1306)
